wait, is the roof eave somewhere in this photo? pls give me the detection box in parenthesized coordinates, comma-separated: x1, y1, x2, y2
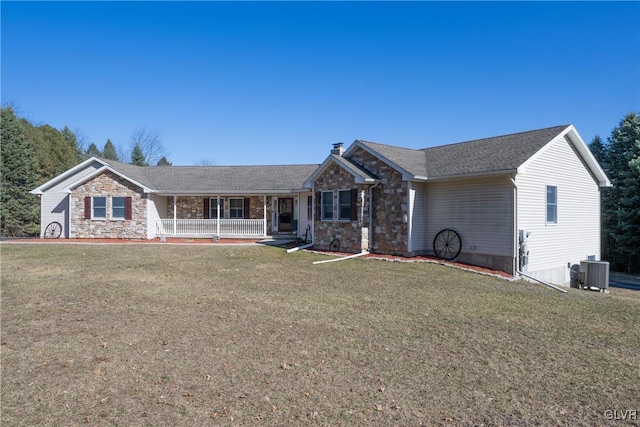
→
(426, 169, 518, 182)
(153, 189, 310, 196)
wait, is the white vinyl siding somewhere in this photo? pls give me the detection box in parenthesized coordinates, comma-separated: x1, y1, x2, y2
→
(298, 191, 313, 238)
(425, 176, 514, 258)
(39, 161, 103, 238)
(408, 182, 427, 253)
(516, 135, 601, 284)
(147, 194, 166, 239)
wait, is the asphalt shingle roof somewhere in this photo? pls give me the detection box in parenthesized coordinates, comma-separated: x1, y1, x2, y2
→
(98, 125, 570, 192)
(102, 159, 319, 193)
(357, 125, 569, 179)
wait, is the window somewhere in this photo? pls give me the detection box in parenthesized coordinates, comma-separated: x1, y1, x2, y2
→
(321, 191, 333, 220)
(338, 190, 352, 220)
(307, 195, 313, 220)
(93, 196, 106, 219)
(229, 198, 244, 218)
(210, 198, 225, 218)
(546, 185, 557, 224)
(112, 197, 126, 219)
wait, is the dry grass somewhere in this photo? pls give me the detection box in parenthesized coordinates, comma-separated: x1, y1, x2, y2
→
(1, 243, 639, 426)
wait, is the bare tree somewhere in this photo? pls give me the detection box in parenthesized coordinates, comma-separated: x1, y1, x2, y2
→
(195, 158, 217, 166)
(128, 127, 168, 166)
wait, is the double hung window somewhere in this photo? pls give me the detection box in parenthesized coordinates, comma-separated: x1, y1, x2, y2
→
(546, 185, 558, 224)
(321, 191, 333, 221)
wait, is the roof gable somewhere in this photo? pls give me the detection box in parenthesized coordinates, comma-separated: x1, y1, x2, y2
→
(303, 154, 378, 188)
(62, 165, 154, 194)
(421, 125, 570, 179)
(30, 157, 108, 194)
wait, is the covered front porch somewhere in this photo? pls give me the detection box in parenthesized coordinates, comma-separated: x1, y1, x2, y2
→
(151, 193, 311, 239)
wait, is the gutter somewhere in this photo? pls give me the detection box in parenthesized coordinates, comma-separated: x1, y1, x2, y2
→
(518, 271, 568, 293)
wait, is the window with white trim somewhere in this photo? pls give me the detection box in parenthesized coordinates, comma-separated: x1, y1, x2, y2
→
(338, 190, 352, 220)
(307, 195, 312, 220)
(546, 185, 557, 224)
(229, 198, 244, 219)
(321, 191, 333, 221)
(210, 198, 225, 218)
(93, 196, 106, 219)
(112, 197, 126, 219)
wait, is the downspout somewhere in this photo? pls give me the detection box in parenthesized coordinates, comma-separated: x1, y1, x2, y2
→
(406, 181, 412, 254)
(368, 182, 380, 252)
(509, 175, 518, 276)
(67, 194, 72, 238)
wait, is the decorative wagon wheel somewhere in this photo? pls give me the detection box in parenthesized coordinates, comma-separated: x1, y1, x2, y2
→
(329, 238, 341, 252)
(433, 229, 461, 260)
(43, 221, 63, 239)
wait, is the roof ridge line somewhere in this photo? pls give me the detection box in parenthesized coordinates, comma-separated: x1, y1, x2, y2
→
(419, 125, 570, 151)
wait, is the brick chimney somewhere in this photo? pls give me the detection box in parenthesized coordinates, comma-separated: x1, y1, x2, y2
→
(331, 142, 345, 156)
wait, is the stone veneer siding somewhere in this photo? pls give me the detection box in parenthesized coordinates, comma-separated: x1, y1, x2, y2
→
(336, 147, 409, 255)
(71, 171, 147, 239)
(313, 163, 369, 253)
(167, 196, 273, 229)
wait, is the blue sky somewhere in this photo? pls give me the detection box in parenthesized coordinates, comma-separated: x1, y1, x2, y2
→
(2, 1, 639, 166)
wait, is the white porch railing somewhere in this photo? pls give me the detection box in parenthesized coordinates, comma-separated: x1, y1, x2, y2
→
(156, 219, 266, 237)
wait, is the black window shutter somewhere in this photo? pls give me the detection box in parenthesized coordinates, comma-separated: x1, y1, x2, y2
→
(203, 198, 210, 219)
(350, 188, 358, 221)
(244, 198, 251, 218)
(84, 197, 91, 219)
(315, 192, 321, 219)
(125, 197, 132, 220)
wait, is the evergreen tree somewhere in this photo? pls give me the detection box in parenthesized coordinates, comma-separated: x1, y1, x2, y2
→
(156, 156, 172, 166)
(603, 112, 640, 274)
(589, 135, 611, 260)
(131, 143, 148, 166)
(23, 122, 79, 184)
(102, 139, 119, 161)
(589, 135, 607, 164)
(0, 107, 40, 236)
(61, 126, 83, 163)
(85, 143, 102, 158)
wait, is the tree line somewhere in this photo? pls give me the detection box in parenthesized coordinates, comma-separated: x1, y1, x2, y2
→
(588, 112, 640, 274)
(0, 106, 171, 236)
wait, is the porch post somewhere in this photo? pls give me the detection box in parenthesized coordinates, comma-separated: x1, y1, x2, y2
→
(173, 195, 177, 235)
(216, 196, 221, 237)
(263, 195, 267, 236)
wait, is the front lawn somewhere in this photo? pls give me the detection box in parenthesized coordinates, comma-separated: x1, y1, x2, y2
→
(2, 244, 639, 426)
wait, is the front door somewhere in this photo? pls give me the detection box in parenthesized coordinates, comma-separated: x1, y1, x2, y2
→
(278, 198, 294, 232)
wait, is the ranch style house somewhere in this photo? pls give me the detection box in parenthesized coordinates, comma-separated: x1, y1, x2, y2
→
(32, 124, 610, 286)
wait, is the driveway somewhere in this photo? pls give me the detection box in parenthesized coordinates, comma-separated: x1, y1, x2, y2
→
(609, 272, 640, 291)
